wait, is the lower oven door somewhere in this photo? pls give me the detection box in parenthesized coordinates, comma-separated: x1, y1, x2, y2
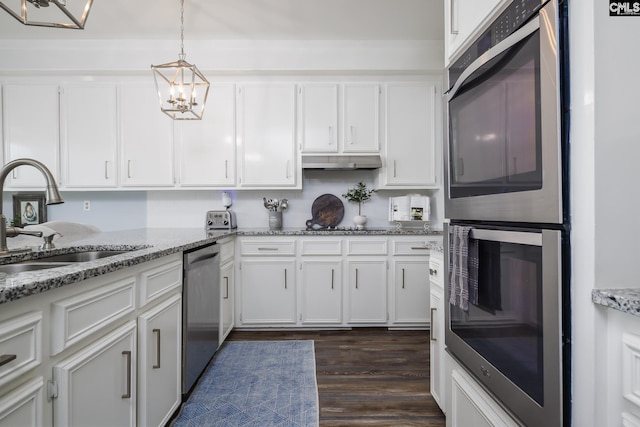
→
(444, 222, 563, 426)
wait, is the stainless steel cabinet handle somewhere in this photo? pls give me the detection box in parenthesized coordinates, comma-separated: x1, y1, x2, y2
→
(430, 308, 437, 341)
(410, 246, 429, 250)
(104, 161, 109, 179)
(393, 160, 397, 178)
(224, 276, 229, 299)
(402, 268, 405, 289)
(284, 269, 287, 289)
(152, 329, 161, 369)
(331, 269, 334, 290)
(12, 170, 17, 180)
(127, 160, 132, 178)
(0, 354, 16, 367)
(122, 350, 132, 398)
(429, 268, 438, 276)
(225, 160, 228, 179)
(355, 268, 359, 289)
(257, 247, 278, 251)
(328, 126, 334, 145)
(350, 126, 355, 145)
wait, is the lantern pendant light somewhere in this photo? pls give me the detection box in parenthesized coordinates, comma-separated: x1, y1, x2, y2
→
(151, 0, 209, 120)
(0, 0, 93, 29)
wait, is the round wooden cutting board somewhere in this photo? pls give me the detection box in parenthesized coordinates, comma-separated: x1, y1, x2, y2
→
(305, 194, 344, 229)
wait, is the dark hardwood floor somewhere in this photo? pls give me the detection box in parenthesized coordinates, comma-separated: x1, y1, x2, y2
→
(226, 328, 446, 427)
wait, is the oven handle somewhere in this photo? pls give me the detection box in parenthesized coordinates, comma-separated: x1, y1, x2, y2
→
(470, 228, 542, 246)
(447, 15, 540, 101)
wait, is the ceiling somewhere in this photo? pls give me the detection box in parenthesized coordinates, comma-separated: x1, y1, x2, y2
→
(0, 0, 444, 41)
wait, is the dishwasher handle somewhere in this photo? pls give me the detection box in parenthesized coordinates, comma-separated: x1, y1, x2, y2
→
(185, 245, 220, 268)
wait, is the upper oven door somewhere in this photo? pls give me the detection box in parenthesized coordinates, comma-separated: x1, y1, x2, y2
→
(444, 0, 562, 225)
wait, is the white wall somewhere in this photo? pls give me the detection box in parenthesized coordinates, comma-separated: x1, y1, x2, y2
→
(146, 170, 443, 231)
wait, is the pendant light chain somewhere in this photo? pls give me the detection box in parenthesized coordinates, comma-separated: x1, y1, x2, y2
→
(179, 0, 185, 60)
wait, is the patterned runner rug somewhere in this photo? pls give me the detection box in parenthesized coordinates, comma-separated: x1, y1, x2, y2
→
(172, 340, 319, 427)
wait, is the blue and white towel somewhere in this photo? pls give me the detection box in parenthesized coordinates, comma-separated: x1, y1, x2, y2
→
(449, 225, 477, 311)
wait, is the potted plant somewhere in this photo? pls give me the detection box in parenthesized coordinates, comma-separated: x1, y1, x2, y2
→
(342, 182, 376, 229)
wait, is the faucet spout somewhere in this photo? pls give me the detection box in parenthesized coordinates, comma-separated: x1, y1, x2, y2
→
(0, 158, 64, 254)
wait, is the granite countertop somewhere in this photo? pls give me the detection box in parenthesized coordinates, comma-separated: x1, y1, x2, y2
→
(592, 288, 640, 317)
(0, 228, 232, 305)
(0, 227, 443, 305)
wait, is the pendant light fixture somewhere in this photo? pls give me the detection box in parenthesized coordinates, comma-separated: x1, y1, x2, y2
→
(0, 0, 93, 29)
(151, 0, 209, 120)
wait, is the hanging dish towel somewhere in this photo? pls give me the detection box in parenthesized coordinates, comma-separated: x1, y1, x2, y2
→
(449, 225, 472, 311)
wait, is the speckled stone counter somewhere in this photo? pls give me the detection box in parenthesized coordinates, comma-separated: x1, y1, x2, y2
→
(0, 226, 443, 305)
(0, 228, 233, 305)
(592, 288, 640, 317)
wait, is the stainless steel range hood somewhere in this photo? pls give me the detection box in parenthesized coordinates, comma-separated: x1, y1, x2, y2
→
(302, 155, 382, 170)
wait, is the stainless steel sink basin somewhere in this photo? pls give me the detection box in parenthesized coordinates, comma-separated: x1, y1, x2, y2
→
(0, 262, 73, 274)
(30, 250, 128, 263)
(0, 250, 131, 274)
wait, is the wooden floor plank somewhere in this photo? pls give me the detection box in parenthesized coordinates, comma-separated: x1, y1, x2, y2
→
(227, 328, 446, 427)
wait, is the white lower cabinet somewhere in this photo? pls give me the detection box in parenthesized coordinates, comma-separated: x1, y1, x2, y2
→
(301, 259, 342, 324)
(0, 253, 183, 427)
(0, 377, 44, 427)
(240, 259, 297, 325)
(137, 294, 182, 427)
(429, 251, 445, 411)
(220, 260, 235, 343)
(448, 362, 519, 427)
(346, 260, 388, 324)
(53, 321, 137, 427)
(236, 235, 442, 329)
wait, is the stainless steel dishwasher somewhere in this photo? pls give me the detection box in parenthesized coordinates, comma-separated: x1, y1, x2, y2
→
(182, 243, 220, 396)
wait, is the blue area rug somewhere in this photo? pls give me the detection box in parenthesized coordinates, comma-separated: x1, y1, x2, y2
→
(172, 340, 319, 427)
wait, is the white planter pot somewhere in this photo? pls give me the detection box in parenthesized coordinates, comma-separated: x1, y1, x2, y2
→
(353, 215, 367, 230)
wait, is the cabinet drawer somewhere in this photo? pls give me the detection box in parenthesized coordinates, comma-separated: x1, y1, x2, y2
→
(392, 240, 433, 256)
(0, 312, 42, 388)
(300, 239, 342, 256)
(138, 258, 182, 308)
(241, 240, 296, 256)
(50, 277, 136, 356)
(429, 254, 443, 287)
(346, 239, 388, 255)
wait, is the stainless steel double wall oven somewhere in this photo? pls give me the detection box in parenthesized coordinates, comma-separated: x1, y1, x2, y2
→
(444, 0, 569, 426)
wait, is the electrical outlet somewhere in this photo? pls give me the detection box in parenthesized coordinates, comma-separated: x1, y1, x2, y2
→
(83, 201, 90, 211)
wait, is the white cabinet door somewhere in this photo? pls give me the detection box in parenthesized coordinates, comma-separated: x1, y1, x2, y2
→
(119, 84, 174, 187)
(237, 84, 298, 188)
(300, 84, 338, 153)
(220, 260, 234, 344)
(343, 84, 380, 153)
(137, 294, 182, 427)
(430, 283, 444, 411)
(445, 0, 505, 65)
(60, 84, 118, 188)
(53, 321, 136, 427)
(392, 259, 430, 324)
(0, 377, 44, 427)
(346, 260, 387, 323)
(176, 83, 236, 187)
(301, 259, 342, 324)
(240, 259, 297, 324)
(382, 83, 438, 188)
(2, 84, 59, 188)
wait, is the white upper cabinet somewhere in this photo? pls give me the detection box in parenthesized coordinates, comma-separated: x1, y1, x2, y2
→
(299, 84, 339, 153)
(343, 83, 380, 153)
(119, 84, 174, 187)
(237, 84, 299, 188)
(380, 82, 439, 188)
(176, 83, 236, 187)
(445, 0, 506, 65)
(60, 84, 118, 188)
(2, 84, 60, 188)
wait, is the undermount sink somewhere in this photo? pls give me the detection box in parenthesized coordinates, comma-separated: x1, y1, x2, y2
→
(29, 250, 129, 263)
(0, 250, 131, 274)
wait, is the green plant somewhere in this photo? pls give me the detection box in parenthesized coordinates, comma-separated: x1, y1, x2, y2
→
(342, 182, 376, 215)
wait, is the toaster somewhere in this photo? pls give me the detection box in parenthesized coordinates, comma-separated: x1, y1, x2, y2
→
(206, 210, 237, 230)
